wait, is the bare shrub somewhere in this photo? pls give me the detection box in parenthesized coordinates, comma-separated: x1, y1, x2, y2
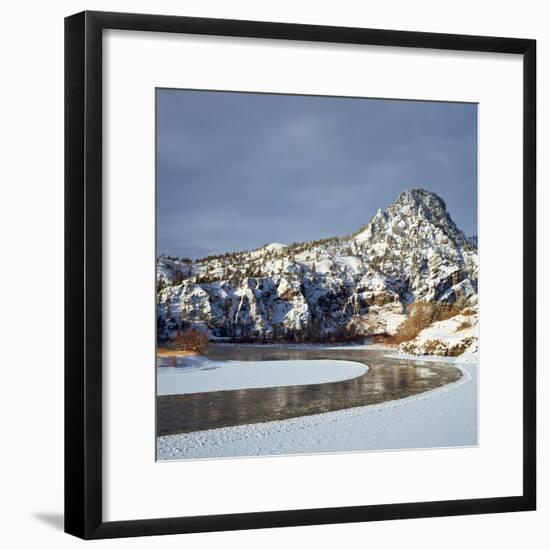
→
(422, 336, 475, 357)
(424, 339, 445, 355)
(391, 302, 435, 344)
(391, 300, 468, 345)
(455, 320, 472, 332)
(447, 337, 476, 357)
(171, 328, 209, 354)
(371, 333, 394, 345)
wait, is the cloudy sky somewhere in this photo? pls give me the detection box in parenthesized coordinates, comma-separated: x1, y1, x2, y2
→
(157, 89, 477, 259)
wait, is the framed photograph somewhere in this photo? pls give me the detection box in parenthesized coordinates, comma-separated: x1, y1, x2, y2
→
(65, 11, 536, 539)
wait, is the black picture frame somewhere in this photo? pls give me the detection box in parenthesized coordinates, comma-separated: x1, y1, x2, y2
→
(65, 10, 536, 540)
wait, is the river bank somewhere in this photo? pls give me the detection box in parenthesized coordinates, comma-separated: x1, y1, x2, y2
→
(157, 355, 476, 459)
(156, 344, 475, 458)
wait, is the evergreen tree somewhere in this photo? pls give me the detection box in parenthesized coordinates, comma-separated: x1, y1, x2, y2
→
(174, 269, 184, 285)
(156, 278, 166, 293)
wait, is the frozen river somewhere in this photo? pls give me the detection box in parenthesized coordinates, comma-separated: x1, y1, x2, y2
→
(156, 344, 463, 437)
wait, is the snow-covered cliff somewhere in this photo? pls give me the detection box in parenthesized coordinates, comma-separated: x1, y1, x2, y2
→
(157, 189, 478, 343)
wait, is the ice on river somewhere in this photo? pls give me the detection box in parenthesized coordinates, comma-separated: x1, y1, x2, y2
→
(157, 358, 368, 396)
(157, 358, 477, 460)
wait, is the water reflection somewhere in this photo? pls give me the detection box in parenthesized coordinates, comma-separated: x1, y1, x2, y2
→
(157, 344, 462, 436)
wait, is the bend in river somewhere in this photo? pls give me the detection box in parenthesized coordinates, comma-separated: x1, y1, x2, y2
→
(156, 344, 462, 436)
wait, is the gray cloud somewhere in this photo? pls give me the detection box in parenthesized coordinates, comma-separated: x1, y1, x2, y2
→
(157, 89, 477, 258)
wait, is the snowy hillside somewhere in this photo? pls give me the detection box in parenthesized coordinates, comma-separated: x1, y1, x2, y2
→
(398, 305, 479, 358)
(157, 189, 478, 350)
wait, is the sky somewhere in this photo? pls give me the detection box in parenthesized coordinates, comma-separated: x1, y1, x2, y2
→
(157, 89, 477, 259)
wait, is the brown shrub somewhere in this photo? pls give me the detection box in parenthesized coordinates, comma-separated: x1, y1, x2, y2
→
(455, 320, 472, 332)
(424, 339, 445, 355)
(447, 337, 476, 357)
(420, 336, 475, 357)
(371, 333, 395, 345)
(391, 300, 468, 345)
(171, 328, 209, 354)
(391, 302, 434, 344)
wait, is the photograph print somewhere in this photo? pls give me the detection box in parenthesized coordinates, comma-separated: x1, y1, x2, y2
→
(155, 89, 478, 461)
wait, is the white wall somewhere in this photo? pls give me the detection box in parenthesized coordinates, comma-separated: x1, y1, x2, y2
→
(0, 1, 546, 548)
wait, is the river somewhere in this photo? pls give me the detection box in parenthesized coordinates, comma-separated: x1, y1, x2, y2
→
(157, 344, 462, 436)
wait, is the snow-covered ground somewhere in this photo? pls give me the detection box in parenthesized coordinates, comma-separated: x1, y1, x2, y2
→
(398, 308, 478, 357)
(157, 357, 477, 460)
(157, 358, 368, 395)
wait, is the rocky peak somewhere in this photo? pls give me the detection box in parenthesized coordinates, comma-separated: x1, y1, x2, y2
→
(388, 189, 452, 229)
(157, 188, 478, 341)
(354, 188, 463, 247)
(393, 188, 447, 212)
